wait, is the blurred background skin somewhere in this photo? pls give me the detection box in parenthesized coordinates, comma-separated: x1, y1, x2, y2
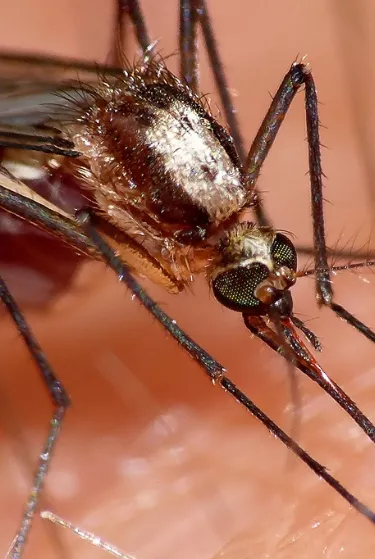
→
(0, 1, 375, 558)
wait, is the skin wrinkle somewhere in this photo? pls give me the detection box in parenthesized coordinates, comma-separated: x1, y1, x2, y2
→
(0, 1, 375, 559)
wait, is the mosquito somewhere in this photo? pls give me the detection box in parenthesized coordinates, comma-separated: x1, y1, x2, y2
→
(2, 1, 375, 558)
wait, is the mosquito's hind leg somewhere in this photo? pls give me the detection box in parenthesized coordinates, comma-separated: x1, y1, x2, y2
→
(0, 277, 69, 559)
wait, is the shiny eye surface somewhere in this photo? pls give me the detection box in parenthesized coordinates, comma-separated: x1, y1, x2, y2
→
(212, 263, 269, 312)
(271, 233, 297, 271)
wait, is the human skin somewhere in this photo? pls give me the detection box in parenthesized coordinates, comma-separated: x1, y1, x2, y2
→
(1, 1, 375, 558)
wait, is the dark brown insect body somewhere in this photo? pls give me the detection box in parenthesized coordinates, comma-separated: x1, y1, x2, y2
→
(59, 59, 250, 289)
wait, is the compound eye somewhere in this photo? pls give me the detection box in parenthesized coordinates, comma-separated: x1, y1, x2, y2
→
(271, 233, 297, 271)
(212, 263, 269, 313)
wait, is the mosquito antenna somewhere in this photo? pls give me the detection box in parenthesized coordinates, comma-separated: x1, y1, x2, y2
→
(296, 245, 375, 259)
(300, 259, 375, 277)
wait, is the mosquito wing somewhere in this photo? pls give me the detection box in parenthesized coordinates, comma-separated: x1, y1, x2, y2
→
(0, 52, 123, 154)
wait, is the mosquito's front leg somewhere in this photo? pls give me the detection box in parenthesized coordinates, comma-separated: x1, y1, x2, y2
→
(245, 61, 375, 342)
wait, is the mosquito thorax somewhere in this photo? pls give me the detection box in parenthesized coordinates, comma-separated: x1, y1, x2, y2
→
(210, 222, 297, 315)
(63, 60, 251, 250)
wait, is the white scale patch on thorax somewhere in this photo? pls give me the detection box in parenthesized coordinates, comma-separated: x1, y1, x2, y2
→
(144, 98, 246, 223)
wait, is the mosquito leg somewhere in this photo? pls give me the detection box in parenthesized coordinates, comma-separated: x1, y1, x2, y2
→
(329, 302, 375, 342)
(299, 259, 375, 342)
(244, 62, 375, 342)
(301, 68, 375, 339)
(244, 64, 327, 255)
(0, 276, 69, 559)
(75, 209, 226, 379)
(179, 0, 199, 93)
(191, 1, 244, 158)
(72, 208, 375, 524)
(221, 374, 375, 524)
(245, 63, 314, 199)
(113, 0, 151, 65)
(243, 314, 375, 442)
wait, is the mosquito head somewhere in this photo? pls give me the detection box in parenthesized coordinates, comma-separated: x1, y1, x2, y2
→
(210, 222, 297, 317)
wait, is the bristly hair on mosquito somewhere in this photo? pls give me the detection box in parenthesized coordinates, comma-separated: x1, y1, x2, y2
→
(297, 232, 375, 280)
(53, 51, 215, 126)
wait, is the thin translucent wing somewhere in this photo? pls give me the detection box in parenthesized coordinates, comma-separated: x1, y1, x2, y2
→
(0, 52, 122, 90)
(0, 52, 123, 125)
(0, 165, 71, 218)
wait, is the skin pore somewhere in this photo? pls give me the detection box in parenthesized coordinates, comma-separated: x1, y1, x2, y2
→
(1, 1, 375, 558)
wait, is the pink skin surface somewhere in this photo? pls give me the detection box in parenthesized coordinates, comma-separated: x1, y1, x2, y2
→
(1, 1, 375, 558)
